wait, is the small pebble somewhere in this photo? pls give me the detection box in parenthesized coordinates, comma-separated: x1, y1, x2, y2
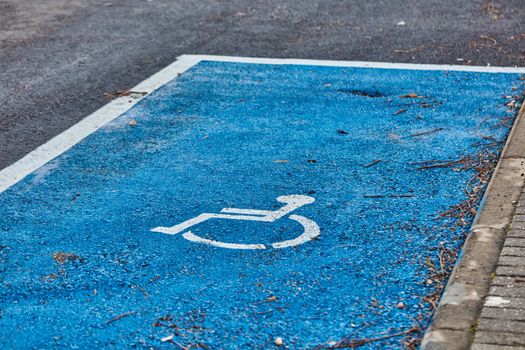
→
(275, 337, 283, 346)
(129, 119, 138, 126)
(161, 335, 173, 342)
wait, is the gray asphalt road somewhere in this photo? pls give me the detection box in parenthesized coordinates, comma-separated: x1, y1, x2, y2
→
(1, 0, 524, 169)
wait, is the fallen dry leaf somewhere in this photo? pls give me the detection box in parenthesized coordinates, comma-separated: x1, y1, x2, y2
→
(52, 252, 82, 264)
(394, 109, 408, 115)
(481, 2, 504, 21)
(400, 93, 425, 98)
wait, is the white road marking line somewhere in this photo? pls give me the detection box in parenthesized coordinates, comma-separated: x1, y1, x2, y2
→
(219, 208, 271, 216)
(180, 54, 525, 73)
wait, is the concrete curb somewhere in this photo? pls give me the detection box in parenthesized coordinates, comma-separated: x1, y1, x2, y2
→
(421, 100, 525, 350)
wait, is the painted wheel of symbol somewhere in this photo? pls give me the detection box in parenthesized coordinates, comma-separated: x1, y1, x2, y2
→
(181, 214, 320, 250)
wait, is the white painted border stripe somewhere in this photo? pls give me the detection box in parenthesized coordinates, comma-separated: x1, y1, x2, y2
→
(1, 54, 524, 194)
(181, 54, 525, 73)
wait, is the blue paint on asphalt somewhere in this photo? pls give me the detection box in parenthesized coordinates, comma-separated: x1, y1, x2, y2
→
(0, 61, 523, 348)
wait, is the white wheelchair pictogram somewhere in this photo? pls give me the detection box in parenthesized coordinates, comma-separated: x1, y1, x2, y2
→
(151, 195, 320, 250)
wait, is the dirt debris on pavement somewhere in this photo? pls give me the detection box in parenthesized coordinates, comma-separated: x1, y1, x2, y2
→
(52, 251, 83, 264)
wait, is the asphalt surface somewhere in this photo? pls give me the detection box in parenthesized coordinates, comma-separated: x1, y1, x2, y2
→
(1, 0, 525, 170)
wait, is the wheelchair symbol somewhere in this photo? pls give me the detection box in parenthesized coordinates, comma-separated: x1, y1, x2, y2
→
(151, 195, 320, 250)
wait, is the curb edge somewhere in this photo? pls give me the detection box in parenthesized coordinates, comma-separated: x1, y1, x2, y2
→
(421, 92, 525, 349)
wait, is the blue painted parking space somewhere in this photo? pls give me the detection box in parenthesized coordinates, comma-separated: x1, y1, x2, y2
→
(1, 57, 524, 348)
